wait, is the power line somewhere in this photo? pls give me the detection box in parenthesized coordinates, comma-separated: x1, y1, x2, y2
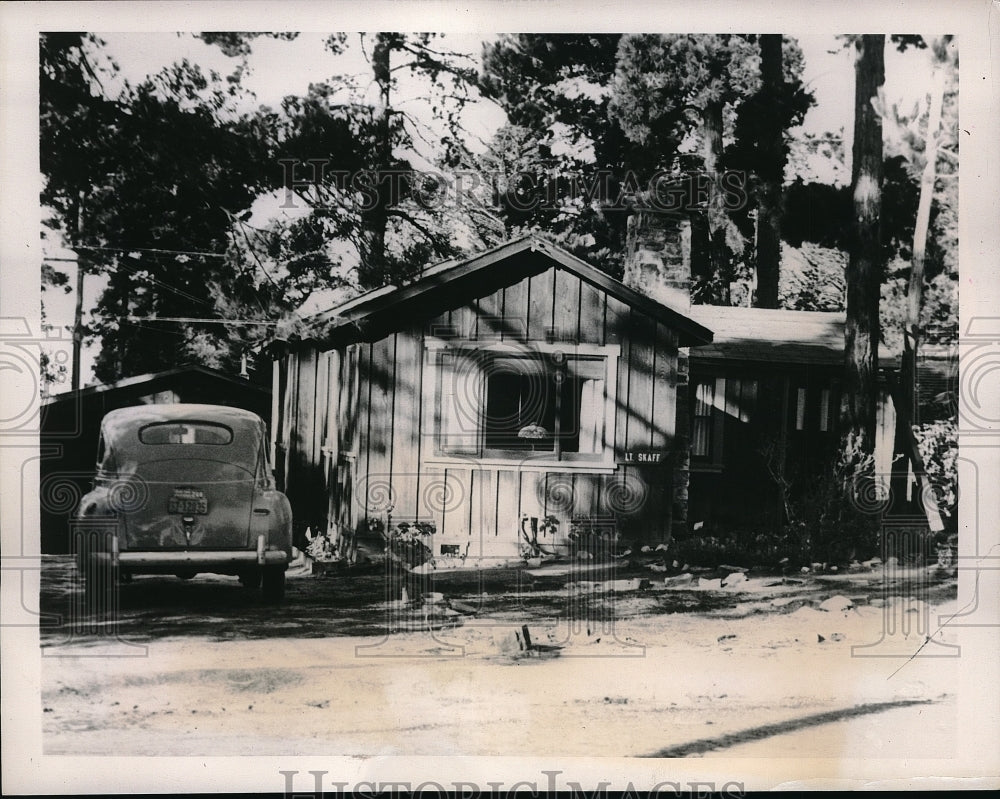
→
(127, 316, 280, 325)
(43, 254, 214, 309)
(71, 244, 229, 258)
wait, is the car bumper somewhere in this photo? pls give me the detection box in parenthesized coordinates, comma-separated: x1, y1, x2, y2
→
(89, 550, 289, 571)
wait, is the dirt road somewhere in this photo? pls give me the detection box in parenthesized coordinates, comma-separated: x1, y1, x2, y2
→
(39, 556, 960, 758)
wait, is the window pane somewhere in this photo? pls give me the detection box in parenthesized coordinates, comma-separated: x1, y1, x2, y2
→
(576, 378, 604, 454)
(139, 422, 233, 445)
(692, 381, 713, 457)
(439, 353, 480, 453)
(695, 381, 714, 416)
(819, 388, 831, 432)
(739, 379, 758, 423)
(795, 387, 807, 431)
(483, 356, 556, 451)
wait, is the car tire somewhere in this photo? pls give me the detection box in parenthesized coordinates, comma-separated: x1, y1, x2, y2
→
(261, 567, 285, 602)
(82, 561, 118, 619)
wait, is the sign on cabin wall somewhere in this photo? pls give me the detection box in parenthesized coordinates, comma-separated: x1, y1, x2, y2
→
(621, 449, 671, 465)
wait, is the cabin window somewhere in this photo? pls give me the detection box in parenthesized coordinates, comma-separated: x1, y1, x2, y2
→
(791, 385, 836, 432)
(427, 340, 619, 467)
(692, 381, 715, 458)
(795, 387, 808, 431)
(819, 388, 832, 432)
(691, 376, 758, 467)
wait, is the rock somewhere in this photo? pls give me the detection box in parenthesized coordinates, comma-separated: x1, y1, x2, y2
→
(672, 560, 680, 568)
(493, 628, 529, 655)
(771, 597, 799, 608)
(698, 577, 722, 590)
(607, 578, 647, 592)
(902, 598, 928, 616)
(829, 565, 838, 573)
(817, 634, 826, 643)
(449, 600, 479, 615)
(663, 572, 694, 587)
(646, 563, 668, 573)
(801, 566, 811, 574)
(819, 595, 854, 613)
(641, 545, 652, 553)
(863, 557, 883, 569)
(830, 633, 845, 642)
(721, 571, 748, 588)
(655, 543, 669, 551)
(810, 562, 823, 571)
(886, 556, 899, 568)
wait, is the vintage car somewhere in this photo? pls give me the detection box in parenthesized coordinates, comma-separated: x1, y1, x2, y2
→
(75, 403, 292, 602)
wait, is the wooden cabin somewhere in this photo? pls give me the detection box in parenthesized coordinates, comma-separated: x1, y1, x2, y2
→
(269, 233, 713, 562)
(684, 306, 898, 534)
(270, 211, 945, 563)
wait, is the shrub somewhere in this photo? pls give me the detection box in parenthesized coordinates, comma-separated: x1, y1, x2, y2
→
(913, 417, 958, 530)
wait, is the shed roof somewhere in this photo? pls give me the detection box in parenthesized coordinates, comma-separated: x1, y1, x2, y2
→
(687, 306, 896, 368)
(306, 236, 713, 349)
(41, 364, 270, 407)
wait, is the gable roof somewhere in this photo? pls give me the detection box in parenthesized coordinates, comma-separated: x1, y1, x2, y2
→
(687, 306, 895, 368)
(308, 236, 713, 349)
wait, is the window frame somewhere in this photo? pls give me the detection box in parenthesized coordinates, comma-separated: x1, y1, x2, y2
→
(422, 338, 621, 473)
(137, 421, 234, 446)
(689, 374, 759, 472)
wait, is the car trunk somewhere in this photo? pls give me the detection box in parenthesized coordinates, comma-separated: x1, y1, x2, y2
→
(122, 458, 255, 550)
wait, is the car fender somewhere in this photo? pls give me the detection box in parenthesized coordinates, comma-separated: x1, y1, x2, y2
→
(251, 489, 293, 558)
(73, 487, 122, 567)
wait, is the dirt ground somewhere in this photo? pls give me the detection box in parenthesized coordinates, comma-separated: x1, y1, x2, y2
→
(39, 555, 961, 758)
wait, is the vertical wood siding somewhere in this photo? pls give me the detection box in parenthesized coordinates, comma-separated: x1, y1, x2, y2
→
(279, 262, 681, 556)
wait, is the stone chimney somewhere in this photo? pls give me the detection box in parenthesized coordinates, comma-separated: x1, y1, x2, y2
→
(624, 209, 693, 541)
(623, 210, 692, 312)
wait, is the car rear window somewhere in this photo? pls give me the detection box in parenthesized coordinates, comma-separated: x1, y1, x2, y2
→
(139, 422, 234, 445)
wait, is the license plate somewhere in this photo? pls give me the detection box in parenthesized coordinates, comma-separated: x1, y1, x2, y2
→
(168, 489, 207, 514)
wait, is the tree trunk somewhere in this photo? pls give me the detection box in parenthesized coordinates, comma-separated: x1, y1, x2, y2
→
(841, 34, 885, 463)
(71, 192, 86, 391)
(754, 34, 784, 309)
(699, 100, 730, 304)
(889, 38, 947, 512)
(360, 32, 394, 289)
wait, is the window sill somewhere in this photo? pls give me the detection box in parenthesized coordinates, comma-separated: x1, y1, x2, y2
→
(422, 456, 619, 474)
